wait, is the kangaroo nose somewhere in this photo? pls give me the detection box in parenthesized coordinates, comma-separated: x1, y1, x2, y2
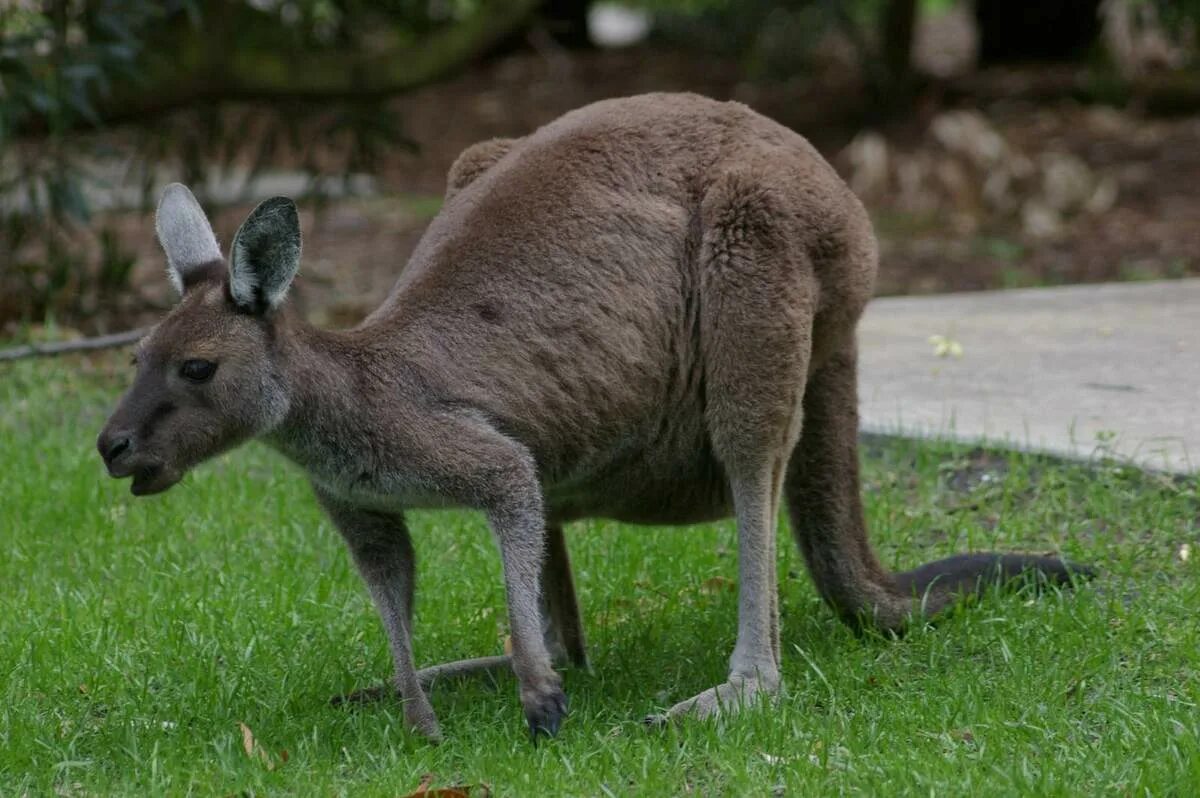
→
(99, 433, 133, 468)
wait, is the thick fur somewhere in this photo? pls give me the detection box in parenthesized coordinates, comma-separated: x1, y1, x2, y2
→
(99, 93, 1093, 742)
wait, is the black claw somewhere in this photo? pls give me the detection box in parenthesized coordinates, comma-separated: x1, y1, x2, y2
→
(526, 690, 568, 744)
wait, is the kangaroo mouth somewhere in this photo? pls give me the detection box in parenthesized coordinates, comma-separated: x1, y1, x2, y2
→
(130, 463, 180, 496)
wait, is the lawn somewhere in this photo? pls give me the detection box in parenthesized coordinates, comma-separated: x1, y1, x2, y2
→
(2, 355, 1198, 796)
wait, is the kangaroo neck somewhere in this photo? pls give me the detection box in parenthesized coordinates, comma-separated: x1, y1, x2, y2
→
(266, 316, 407, 477)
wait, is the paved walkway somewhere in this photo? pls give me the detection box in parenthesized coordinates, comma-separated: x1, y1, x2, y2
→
(858, 279, 1200, 474)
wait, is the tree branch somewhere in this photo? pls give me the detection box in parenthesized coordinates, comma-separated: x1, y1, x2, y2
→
(98, 0, 541, 124)
(0, 328, 148, 363)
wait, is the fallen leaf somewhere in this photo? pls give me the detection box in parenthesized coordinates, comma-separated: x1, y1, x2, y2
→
(238, 722, 255, 757)
(407, 773, 435, 795)
(700, 576, 735, 594)
(237, 722, 280, 770)
(399, 775, 489, 798)
(503, 635, 513, 655)
(928, 334, 964, 359)
(1179, 543, 1191, 563)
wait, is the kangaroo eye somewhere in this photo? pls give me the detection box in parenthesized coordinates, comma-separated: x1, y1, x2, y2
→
(180, 359, 217, 382)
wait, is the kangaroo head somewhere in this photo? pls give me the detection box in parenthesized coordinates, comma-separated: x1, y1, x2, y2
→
(97, 184, 301, 495)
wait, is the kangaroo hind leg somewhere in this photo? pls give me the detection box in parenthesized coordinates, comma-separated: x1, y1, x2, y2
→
(657, 168, 815, 723)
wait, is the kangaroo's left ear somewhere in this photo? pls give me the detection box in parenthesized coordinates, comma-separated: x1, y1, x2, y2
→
(228, 196, 301, 313)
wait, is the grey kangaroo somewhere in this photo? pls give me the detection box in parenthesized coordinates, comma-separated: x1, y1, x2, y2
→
(98, 93, 1091, 743)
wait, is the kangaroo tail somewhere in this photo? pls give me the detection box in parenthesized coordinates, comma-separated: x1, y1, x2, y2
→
(787, 344, 1096, 633)
(894, 552, 1097, 599)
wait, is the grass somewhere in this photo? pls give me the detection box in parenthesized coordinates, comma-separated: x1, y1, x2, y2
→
(2, 356, 1198, 797)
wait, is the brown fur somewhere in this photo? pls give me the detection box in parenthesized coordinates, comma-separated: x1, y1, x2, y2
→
(98, 93, 1092, 742)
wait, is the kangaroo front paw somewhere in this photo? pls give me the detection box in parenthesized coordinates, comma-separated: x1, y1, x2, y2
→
(522, 677, 568, 742)
(647, 674, 777, 726)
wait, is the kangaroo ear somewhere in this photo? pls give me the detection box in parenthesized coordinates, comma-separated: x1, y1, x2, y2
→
(228, 196, 301, 313)
(156, 183, 222, 294)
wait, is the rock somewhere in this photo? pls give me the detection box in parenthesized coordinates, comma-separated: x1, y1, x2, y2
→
(588, 3, 651, 48)
(913, 4, 979, 79)
(930, 111, 1007, 168)
(1040, 152, 1095, 212)
(982, 169, 1016, 213)
(1085, 175, 1120, 214)
(842, 132, 891, 200)
(897, 156, 936, 213)
(1022, 199, 1065, 238)
(839, 109, 1118, 237)
(935, 158, 974, 209)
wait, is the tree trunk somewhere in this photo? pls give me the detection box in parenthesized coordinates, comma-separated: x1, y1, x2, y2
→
(881, 0, 918, 90)
(976, 0, 1103, 64)
(541, 0, 592, 49)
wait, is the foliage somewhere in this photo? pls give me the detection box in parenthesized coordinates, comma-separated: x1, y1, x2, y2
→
(642, 0, 896, 83)
(1149, 0, 1200, 30)
(645, 0, 1200, 82)
(0, 0, 546, 333)
(0, 1, 184, 327)
(0, 0, 167, 141)
(2, 356, 1199, 794)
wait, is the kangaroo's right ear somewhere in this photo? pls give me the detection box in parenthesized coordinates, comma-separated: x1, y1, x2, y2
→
(155, 183, 222, 295)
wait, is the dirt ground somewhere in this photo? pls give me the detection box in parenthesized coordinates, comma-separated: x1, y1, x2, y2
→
(23, 47, 1200, 334)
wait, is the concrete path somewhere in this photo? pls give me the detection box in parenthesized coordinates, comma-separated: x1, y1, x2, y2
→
(858, 279, 1200, 474)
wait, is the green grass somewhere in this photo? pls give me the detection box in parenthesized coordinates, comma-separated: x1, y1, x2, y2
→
(2, 357, 1198, 797)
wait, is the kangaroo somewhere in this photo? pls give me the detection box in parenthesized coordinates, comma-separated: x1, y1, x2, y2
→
(97, 93, 1092, 743)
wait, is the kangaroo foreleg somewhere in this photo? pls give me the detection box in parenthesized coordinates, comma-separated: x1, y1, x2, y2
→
(316, 491, 441, 741)
(333, 523, 588, 704)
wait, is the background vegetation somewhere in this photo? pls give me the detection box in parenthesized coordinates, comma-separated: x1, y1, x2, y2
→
(2, 0, 1198, 335)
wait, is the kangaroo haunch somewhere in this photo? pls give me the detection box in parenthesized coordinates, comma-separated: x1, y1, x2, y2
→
(97, 93, 1094, 743)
